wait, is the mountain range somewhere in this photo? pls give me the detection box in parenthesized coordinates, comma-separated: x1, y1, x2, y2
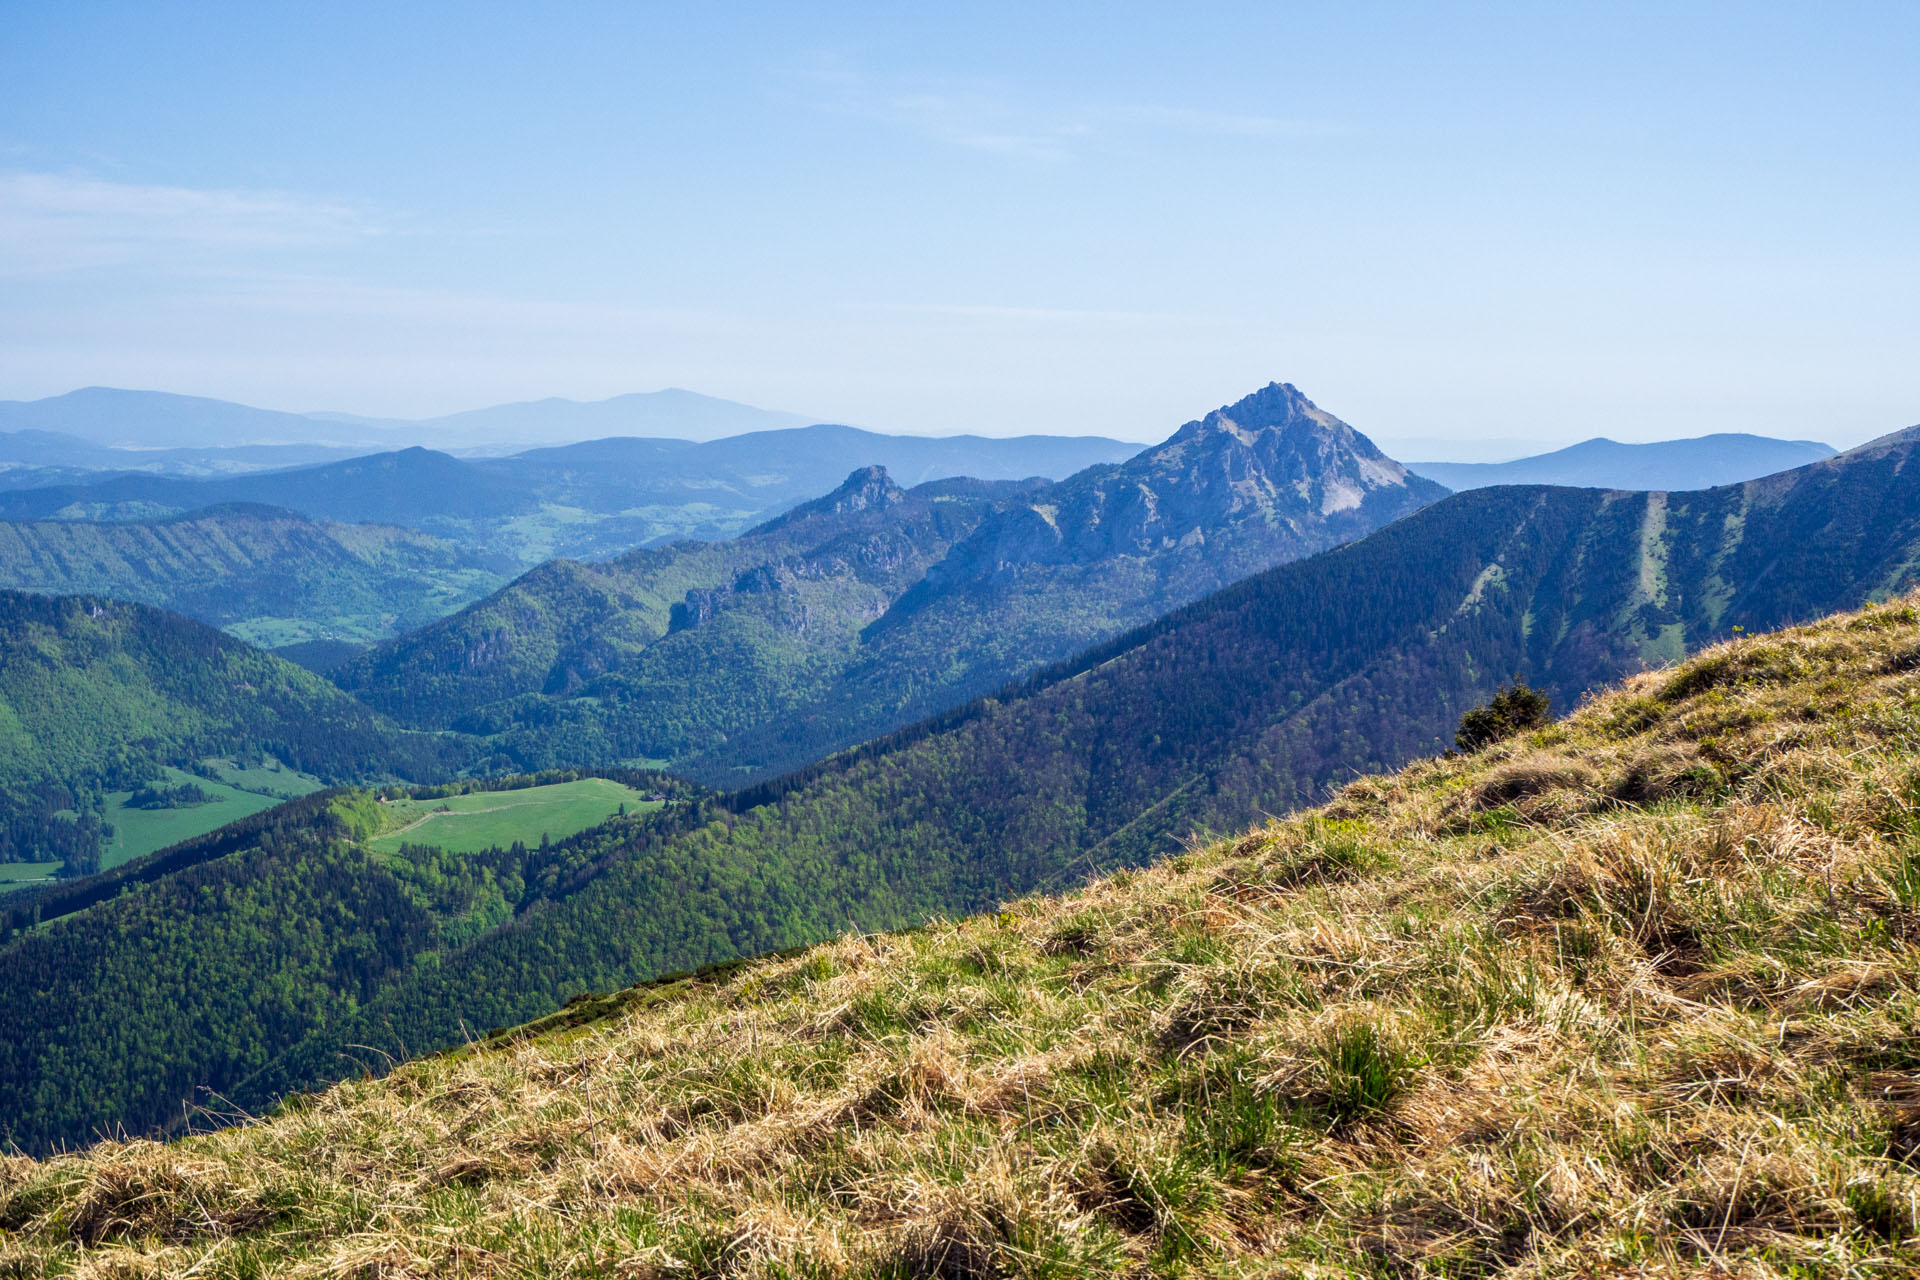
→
(0, 424, 1138, 565)
(338, 383, 1447, 782)
(4, 398, 1918, 1150)
(1408, 431, 1838, 491)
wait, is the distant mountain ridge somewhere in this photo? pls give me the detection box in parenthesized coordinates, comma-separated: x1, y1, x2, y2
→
(1408, 432, 1837, 491)
(0, 386, 818, 450)
(0, 424, 1138, 565)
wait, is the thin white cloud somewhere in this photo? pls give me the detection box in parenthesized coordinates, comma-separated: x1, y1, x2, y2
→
(0, 171, 385, 275)
(866, 301, 1196, 326)
(780, 58, 1332, 160)
(1101, 104, 1339, 139)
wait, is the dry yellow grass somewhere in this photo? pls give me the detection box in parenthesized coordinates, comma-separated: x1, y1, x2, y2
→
(6, 597, 1920, 1277)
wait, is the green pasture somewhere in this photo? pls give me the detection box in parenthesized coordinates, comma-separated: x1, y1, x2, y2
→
(100, 762, 325, 870)
(366, 777, 661, 855)
(0, 860, 60, 892)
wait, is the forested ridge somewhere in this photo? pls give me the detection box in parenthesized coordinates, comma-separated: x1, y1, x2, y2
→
(0, 503, 506, 648)
(332, 470, 1026, 762)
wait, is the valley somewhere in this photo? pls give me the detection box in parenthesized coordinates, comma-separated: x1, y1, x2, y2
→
(1, 396, 1915, 1154)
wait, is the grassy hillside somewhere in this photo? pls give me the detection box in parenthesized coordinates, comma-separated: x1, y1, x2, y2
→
(6, 597, 1919, 1274)
(0, 503, 506, 647)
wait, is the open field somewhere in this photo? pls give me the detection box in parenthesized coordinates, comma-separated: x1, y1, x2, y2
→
(366, 776, 662, 854)
(100, 762, 324, 870)
(0, 859, 58, 890)
(0, 760, 325, 894)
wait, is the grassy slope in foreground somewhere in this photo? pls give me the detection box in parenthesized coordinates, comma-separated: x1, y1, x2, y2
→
(7, 600, 1920, 1275)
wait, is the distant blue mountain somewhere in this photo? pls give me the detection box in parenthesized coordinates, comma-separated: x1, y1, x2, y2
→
(1408, 434, 1838, 492)
(356, 388, 819, 445)
(0, 386, 824, 451)
(0, 388, 364, 450)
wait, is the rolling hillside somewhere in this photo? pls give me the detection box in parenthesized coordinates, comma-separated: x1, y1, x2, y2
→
(4, 594, 1918, 1274)
(0, 503, 506, 648)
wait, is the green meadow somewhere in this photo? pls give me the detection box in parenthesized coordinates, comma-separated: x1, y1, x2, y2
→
(101, 761, 326, 870)
(0, 759, 326, 892)
(365, 777, 661, 855)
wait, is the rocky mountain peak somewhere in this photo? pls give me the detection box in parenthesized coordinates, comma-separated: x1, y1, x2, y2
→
(902, 383, 1446, 592)
(746, 465, 907, 535)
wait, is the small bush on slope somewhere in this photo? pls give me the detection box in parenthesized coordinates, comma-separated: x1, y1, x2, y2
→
(7, 598, 1920, 1276)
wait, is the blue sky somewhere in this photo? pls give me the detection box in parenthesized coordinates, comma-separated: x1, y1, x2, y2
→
(2, 2, 1915, 450)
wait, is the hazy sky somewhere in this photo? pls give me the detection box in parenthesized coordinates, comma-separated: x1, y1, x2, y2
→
(2, 2, 1916, 449)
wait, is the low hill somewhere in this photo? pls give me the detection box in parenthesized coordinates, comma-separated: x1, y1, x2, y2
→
(6, 595, 1918, 1274)
(0, 590, 463, 869)
(0, 446, 535, 527)
(1409, 431, 1837, 491)
(0, 504, 506, 648)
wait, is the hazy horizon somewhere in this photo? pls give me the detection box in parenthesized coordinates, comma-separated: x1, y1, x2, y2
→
(4, 3, 1916, 450)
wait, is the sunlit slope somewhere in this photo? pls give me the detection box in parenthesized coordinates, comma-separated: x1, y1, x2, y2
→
(7, 594, 1920, 1274)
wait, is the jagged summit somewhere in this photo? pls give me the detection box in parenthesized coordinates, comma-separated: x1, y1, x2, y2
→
(913, 381, 1443, 581)
(1167, 380, 1363, 446)
(747, 465, 907, 535)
